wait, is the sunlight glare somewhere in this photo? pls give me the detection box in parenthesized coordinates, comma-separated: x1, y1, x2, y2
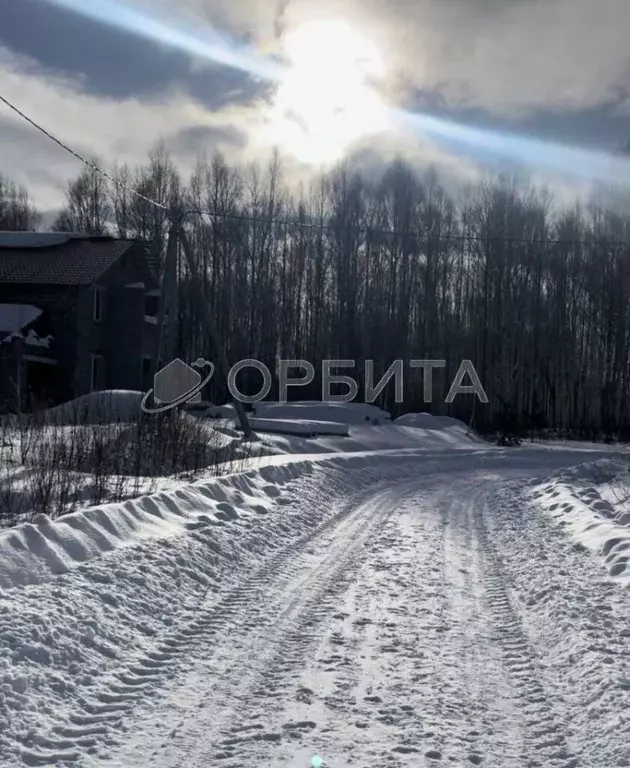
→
(263, 20, 391, 165)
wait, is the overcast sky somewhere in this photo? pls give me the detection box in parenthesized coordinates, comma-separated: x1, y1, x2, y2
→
(0, 0, 629, 212)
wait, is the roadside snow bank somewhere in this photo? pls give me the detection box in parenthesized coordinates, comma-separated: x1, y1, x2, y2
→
(1, 448, 458, 592)
(257, 423, 483, 456)
(0, 459, 318, 590)
(529, 458, 630, 587)
(0, 452, 426, 765)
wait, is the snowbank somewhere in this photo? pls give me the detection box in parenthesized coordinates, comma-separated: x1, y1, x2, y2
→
(394, 412, 472, 431)
(394, 412, 441, 429)
(0, 452, 431, 765)
(247, 418, 349, 437)
(252, 421, 483, 457)
(40, 391, 144, 424)
(210, 403, 480, 453)
(1, 450, 445, 591)
(529, 458, 630, 587)
(253, 401, 391, 425)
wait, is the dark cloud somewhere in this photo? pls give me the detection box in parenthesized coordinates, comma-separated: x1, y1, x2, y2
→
(166, 124, 247, 157)
(404, 88, 630, 156)
(509, 106, 630, 153)
(0, 0, 268, 108)
(2, 0, 630, 208)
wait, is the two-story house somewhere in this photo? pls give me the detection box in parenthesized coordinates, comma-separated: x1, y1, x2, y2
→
(0, 232, 161, 410)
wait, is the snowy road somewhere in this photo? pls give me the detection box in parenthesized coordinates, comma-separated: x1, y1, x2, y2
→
(3, 452, 630, 767)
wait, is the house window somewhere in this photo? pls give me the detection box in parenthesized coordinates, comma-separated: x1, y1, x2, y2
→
(90, 354, 105, 392)
(93, 286, 104, 322)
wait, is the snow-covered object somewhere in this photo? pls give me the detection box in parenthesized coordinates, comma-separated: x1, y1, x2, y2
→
(253, 401, 391, 425)
(0, 303, 42, 332)
(2, 329, 52, 346)
(206, 403, 239, 418)
(246, 418, 349, 437)
(24, 329, 52, 348)
(394, 412, 442, 429)
(393, 412, 470, 431)
(41, 390, 144, 424)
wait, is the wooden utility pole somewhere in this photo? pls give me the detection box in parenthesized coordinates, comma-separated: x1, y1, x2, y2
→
(154, 220, 179, 373)
(154, 215, 254, 438)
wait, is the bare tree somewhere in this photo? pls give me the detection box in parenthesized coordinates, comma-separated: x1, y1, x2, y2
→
(53, 161, 111, 235)
(0, 172, 41, 230)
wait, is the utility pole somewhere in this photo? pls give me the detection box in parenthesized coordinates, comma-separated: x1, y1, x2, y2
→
(154, 219, 179, 373)
(157, 213, 253, 439)
(179, 225, 253, 439)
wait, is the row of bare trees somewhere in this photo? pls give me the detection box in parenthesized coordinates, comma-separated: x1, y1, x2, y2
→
(6, 147, 630, 437)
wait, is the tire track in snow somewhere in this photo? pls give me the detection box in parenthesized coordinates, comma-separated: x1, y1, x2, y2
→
(428, 485, 519, 766)
(164, 479, 424, 768)
(19, 460, 622, 767)
(445, 487, 524, 766)
(343, 495, 447, 765)
(18, 473, 411, 767)
(474, 492, 581, 768)
(489, 479, 630, 767)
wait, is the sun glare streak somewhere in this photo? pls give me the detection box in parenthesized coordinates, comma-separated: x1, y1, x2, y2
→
(33, 0, 630, 186)
(44, 0, 283, 81)
(395, 109, 630, 187)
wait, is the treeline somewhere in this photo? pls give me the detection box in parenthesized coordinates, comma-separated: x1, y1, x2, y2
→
(5, 146, 630, 438)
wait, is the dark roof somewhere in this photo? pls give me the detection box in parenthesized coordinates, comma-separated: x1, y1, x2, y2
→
(0, 233, 158, 287)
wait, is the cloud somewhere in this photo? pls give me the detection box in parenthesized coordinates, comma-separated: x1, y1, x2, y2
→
(362, 0, 630, 117)
(397, 0, 630, 116)
(0, 46, 259, 209)
(183, 0, 630, 117)
(0, 0, 269, 106)
(1, 0, 627, 213)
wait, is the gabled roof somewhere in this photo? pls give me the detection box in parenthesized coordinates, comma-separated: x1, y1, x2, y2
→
(0, 232, 159, 287)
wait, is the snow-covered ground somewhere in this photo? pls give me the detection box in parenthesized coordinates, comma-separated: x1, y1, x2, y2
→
(247, 418, 350, 437)
(1, 401, 629, 767)
(529, 457, 630, 588)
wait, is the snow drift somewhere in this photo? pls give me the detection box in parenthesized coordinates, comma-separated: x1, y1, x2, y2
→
(529, 458, 630, 587)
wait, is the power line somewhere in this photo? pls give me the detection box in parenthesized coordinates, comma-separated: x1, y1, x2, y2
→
(0, 93, 168, 211)
(2, 92, 629, 249)
(185, 208, 629, 248)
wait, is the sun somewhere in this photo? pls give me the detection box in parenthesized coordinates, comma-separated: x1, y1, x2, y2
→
(261, 19, 390, 165)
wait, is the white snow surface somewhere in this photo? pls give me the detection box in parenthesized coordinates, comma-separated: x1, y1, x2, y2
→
(253, 401, 392, 425)
(393, 412, 442, 429)
(0, 304, 42, 333)
(39, 391, 144, 424)
(1, 425, 630, 766)
(247, 418, 350, 436)
(529, 457, 630, 588)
